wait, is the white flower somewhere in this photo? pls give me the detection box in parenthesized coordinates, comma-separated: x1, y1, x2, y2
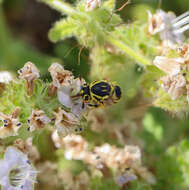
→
(48, 63, 87, 117)
(161, 74, 186, 100)
(177, 44, 189, 62)
(18, 62, 40, 95)
(27, 110, 51, 132)
(0, 147, 38, 190)
(85, 0, 101, 11)
(18, 62, 39, 82)
(48, 63, 73, 88)
(148, 9, 185, 43)
(53, 108, 82, 137)
(0, 71, 13, 84)
(0, 108, 21, 139)
(153, 56, 184, 76)
(58, 77, 87, 117)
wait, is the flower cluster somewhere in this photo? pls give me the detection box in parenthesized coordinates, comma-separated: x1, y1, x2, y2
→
(52, 134, 155, 187)
(49, 63, 87, 117)
(152, 43, 189, 110)
(18, 62, 40, 95)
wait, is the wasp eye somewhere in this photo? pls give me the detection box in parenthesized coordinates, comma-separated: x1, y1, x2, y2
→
(114, 86, 122, 100)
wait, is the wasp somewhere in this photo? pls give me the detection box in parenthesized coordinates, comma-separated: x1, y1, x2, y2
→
(76, 80, 122, 108)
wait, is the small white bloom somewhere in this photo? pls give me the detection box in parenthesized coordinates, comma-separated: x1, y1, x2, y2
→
(148, 10, 166, 35)
(27, 110, 51, 132)
(161, 74, 186, 100)
(58, 78, 87, 117)
(148, 9, 185, 43)
(18, 62, 40, 95)
(0, 146, 38, 190)
(85, 0, 101, 11)
(53, 108, 82, 137)
(153, 56, 184, 76)
(0, 71, 13, 84)
(18, 62, 39, 82)
(48, 63, 74, 89)
(0, 108, 21, 139)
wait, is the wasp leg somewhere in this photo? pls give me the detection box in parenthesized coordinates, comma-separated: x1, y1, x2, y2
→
(82, 101, 85, 109)
(71, 94, 81, 98)
(88, 103, 99, 108)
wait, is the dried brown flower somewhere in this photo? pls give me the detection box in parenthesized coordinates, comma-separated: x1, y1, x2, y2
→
(13, 138, 40, 161)
(53, 108, 81, 137)
(177, 44, 189, 62)
(48, 63, 74, 88)
(18, 62, 40, 95)
(58, 77, 87, 117)
(60, 135, 155, 184)
(27, 110, 51, 132)
(153, 56, 184, 76)
(0, 107, 21, 138)
(161, 74, 186, 100)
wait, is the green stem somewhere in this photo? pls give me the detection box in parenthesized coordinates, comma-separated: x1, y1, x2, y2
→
(40, 0, 75, 15)
(107, 35, 151, 65)
(40, 0, 86, 18)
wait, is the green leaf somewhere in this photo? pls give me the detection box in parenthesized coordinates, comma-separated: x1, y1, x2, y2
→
(143, 113, 163, 141)
(48, 18, 78, 42)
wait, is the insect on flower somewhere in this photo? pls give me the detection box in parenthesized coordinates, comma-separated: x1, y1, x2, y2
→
(73, 80, 122, 108)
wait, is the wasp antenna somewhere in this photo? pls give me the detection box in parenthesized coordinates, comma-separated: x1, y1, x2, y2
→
(71, 94, 81, 98)
(82, 102, 85, 109)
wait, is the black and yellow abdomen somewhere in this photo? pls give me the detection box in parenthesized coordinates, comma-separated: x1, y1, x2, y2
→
(90, 80, 113, 103)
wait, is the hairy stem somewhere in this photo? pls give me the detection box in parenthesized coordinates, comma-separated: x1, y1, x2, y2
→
(107, 35, 152, 65)
(40, 0, 152, 66)
(40, 0, 84, 17)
